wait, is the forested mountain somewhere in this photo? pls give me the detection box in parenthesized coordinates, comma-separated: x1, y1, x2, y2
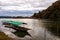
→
(32, 0, 60, 19)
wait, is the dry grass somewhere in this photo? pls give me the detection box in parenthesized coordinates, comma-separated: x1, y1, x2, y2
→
(0, 32, 14, 40)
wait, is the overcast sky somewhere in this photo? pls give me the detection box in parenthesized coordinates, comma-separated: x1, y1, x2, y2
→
(0, 0, 57, 10)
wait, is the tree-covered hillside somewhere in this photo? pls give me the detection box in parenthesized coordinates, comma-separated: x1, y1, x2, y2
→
(32, 0, 60, 19)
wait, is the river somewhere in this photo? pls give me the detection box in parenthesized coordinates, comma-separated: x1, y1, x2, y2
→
(0, 18, 60, 40)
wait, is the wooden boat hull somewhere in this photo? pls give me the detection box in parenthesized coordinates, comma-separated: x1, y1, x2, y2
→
(5, 25, 31, 31)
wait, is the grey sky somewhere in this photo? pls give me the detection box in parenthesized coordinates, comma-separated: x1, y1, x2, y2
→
(0, 0, 57, 10)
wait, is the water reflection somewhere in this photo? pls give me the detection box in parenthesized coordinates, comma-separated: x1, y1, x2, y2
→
(43, 19, 60, 37)
(12, 30, 31, 37)
(0, 19, 60, 40)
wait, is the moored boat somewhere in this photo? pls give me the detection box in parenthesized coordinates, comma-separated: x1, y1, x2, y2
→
(2, 20, 31, 31)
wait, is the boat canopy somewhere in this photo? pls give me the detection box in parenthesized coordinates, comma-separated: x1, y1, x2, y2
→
(2, 20, 24, 26)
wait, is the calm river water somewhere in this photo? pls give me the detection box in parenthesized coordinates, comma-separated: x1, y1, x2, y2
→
(0, 18, 60, 40)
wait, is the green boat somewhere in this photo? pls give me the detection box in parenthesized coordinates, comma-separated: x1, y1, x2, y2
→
(2, 20, 27, 26)
(2, 20, 30, 31)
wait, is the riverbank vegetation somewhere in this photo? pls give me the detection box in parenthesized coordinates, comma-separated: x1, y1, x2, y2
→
(0, 31, 13, 40)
